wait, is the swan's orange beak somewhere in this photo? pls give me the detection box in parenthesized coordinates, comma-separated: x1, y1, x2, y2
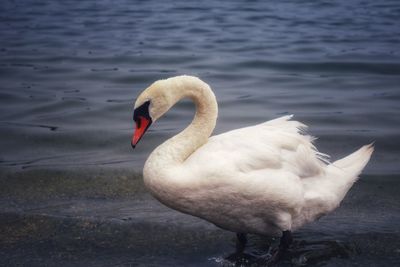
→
(132, 100, 152, 149)
(131, 116, 151, 149)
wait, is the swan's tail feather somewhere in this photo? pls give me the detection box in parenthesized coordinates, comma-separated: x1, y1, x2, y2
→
(301, 144, 373, 225)
(332, 143, 374, 176)
(327, 143, 374, 202)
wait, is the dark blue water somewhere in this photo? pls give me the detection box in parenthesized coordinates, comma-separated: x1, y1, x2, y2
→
(1, 0, 400, 173)
(0, 0, 400, 266)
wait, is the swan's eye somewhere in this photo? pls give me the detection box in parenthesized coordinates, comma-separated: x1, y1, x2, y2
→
(133, 100, 151, 122)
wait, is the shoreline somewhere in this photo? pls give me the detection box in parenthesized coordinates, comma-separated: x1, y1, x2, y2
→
(0, 169, 399, 266)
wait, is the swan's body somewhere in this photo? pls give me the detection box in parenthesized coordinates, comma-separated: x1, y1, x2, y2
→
(132, 75, 373, 238)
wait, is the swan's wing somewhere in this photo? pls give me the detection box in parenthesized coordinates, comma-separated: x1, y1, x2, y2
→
(184, 115, 329, 178)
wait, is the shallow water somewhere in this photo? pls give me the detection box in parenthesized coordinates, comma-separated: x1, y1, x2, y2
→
(0, 170, 399, 266)
(1, 0, 400, 266)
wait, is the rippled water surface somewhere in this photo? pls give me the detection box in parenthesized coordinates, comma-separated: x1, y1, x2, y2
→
(1, 0, 400, 266)
(1, 0, 399, 172)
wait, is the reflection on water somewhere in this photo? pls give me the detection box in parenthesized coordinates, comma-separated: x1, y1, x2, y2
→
(218, 238, 354, 266)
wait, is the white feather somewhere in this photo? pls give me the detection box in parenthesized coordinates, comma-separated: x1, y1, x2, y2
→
(136, 76, 374, 236)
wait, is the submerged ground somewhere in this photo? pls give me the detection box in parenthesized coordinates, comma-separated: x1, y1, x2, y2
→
(1, 169, 399, 266)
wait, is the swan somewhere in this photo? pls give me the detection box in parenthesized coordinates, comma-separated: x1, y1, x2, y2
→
(131, 75, 373, 260)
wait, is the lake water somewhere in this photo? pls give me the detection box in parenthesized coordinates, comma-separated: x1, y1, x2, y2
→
(0, 0, 399, 266)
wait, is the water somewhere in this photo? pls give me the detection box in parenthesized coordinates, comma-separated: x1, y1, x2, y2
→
(0, 0, 400, 266)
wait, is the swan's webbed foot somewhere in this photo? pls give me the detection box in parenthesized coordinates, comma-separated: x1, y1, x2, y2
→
(225, 231, 293, 266)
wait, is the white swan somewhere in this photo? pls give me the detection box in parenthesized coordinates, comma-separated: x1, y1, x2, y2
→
(131, 75, 373, 258)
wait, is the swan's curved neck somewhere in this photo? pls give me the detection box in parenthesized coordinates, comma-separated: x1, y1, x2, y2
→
(143, 77, 218, 193)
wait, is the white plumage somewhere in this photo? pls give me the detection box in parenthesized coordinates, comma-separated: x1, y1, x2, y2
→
(132, 75, 373, 237)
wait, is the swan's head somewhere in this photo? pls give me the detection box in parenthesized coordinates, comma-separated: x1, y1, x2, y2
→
(131, 79, 174, 148)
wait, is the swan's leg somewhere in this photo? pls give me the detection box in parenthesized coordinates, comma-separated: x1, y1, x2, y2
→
(258, 230, 293, 265)
(279, 230, 293, 251)
(270, 230, 293, 262)
(236, 233, 247, 253)
(225, 233, 248, 263)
